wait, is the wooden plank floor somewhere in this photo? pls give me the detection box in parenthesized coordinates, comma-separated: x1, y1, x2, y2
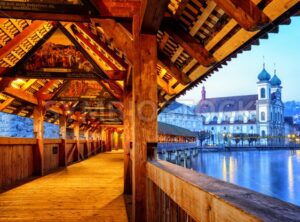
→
(0, 151, 128, 222)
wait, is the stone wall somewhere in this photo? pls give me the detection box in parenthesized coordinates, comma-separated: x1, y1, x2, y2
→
(0, 112, 59, 138)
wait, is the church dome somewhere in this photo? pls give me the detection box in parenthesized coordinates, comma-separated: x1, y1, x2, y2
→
(270, 74, 282, 86)
(257, 67, 271, 81)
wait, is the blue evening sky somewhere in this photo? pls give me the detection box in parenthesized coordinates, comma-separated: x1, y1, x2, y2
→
(178, 17, 300, 105)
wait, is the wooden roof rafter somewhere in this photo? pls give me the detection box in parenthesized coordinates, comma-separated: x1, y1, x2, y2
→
(1, 21, 56, 76)
(68, 23, 127, 80)
(213, 0, 270, 31)
(0, 20, 52, 69)
(161, 20, 216, 67)
(158, 51, 191, 86)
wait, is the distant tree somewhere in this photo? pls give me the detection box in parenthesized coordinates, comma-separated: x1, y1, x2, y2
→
(240, 133, 248, 146)
(232, 133, 241, 146)
(198, 131, 211, 147)
(248, 134, 259, 146)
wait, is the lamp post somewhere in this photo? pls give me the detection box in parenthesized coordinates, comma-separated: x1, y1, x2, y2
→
(288, 134, 297, 148)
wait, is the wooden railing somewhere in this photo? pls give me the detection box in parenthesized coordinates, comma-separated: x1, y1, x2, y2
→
(146, 160, 300, 222)
(0, 137, 106, 189)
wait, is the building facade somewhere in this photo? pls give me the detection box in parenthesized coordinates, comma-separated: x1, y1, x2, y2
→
(158, 102, 203, 132)
(159, 66, 286, 146)
(195, 65, 285, 145)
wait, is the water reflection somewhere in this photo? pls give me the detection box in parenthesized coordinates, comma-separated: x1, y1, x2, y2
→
(189, 150, 300, 206)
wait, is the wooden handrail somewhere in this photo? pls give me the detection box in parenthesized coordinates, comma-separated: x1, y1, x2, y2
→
(147, 160, 300, 222)
(44, 139, 62, 144)
(66, 140, 76, 144)
(0, 137, 36, 145)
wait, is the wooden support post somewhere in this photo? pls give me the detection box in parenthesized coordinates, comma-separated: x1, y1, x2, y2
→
(84, 129, 90, 140)
(60, 115, 67, 139)
(59, 115, 67, 167)
(124, 84, 132, 195)
(33, 105, 45, 176)
(106, 129, 112, 152)
(111, 130, 114, 151)
(132, 34, 158, 222)
(117, 130, 123, 150)
(84, 129, 90, 156)
(73, 120, 80, 162)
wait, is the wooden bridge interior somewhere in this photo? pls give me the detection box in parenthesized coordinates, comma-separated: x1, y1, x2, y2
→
(0, 0, 300, 221)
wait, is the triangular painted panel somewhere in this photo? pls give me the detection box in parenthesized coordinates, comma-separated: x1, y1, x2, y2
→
(53, 80, 114, 101)
(17, 29, 98, 79)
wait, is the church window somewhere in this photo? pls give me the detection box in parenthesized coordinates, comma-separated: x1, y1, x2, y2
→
(213, 116, 218, 122)
(261, 112, 266, 121)
(261, 88, 266, 99)
(238, 115, 243, 122)
(262, 130, 266, 137)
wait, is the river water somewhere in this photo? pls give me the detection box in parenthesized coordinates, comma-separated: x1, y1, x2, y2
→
(188, 149, 300, 206)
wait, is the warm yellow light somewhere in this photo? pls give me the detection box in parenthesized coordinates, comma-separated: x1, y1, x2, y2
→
(160, 68, 167, 77)
(11, 79, 25, 89)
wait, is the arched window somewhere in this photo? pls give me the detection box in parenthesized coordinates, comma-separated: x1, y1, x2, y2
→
(261, 130, 266, 137)
(261, 88, 266, 99)
(261, 112, 266, 121)
(201, 115, 206, 123)
(238, 114, 243, 122)
(213, 116, 218, 122)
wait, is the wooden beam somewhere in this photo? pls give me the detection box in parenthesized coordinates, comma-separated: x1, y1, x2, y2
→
(0, 2, 96, 22)
(0, 21, 47, 59)
(157, 76, 177, 95)
(173, 0, 190, 18)
(4, 87, 38, 105)
(74, 22, 128, 70)
(69, 24, 126, 80)
(0, 78, 14, 91)
(123, 81, 132, 195)
(90, 0, 140, 18)
(0, 98, 14, 111)
(33, 105, 45, 176)
(7, 72, 98, 80)
(3, 85, 63, 115)
(0, 12, 89, 22)
(213, 0, 270, 31)
(132, 34, 158, 222)
(92, 19, 134, 63)
(141, 0, 170, 34)
(159, 32, 169, 50)
(36, 80, 58, 95)
(101, 80, 123, 100)
(158, 52, 191, 85)
(162, 22, 216, 67)
(0, 68, 10, 76)
(0, 79, 37, 111)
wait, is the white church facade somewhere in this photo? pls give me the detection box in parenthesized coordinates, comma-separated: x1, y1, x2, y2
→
(158, 102, 203, 132)
(159, 66, 285, 145)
